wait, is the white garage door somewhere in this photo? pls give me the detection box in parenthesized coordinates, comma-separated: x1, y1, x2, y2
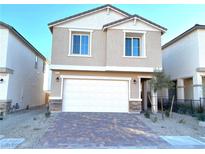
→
(62, 79, 129, 112)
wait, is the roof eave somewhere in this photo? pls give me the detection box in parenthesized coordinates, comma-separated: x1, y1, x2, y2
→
(162, 24, 205, 50)
(0, 21, 46, 61)
(48, 4, 131, 31)
(103, 15, 167, 34)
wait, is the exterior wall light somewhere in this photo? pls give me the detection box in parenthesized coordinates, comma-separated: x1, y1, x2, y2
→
(133, 79, 137, 84)
(56, 77, 60, 82)
(0, 78, 3, 82)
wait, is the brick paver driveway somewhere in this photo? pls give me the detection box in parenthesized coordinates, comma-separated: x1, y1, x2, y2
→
(37, 113, 169, 148)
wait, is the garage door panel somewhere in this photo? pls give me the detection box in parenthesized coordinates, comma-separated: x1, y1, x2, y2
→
(62, 79, 129, 112)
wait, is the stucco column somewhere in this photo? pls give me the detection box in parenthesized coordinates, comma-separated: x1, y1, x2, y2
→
(177, 78, 185, 100)
(151, 88, 158, 113)
(143, 80, 148, 111)
(193, 73, 203, 101)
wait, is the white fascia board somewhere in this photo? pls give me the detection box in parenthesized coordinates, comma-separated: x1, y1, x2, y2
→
(103, 17, 166, 33)
(48, 8, 105, 28)
(49, 7, 129, 28)
(103, 18, 133, 31)
(50, 65, 159, 73)
(136, 17, 166, 33)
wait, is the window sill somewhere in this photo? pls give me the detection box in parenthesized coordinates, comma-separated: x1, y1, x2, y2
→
(123, 56, 147, 59)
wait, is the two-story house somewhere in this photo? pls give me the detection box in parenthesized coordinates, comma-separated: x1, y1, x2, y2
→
(162, 24, 205, 105)
(48, 4, 167, 113)
(0, 21, 46, 111)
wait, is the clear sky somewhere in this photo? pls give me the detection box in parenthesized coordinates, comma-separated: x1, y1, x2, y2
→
(1, 4, 205, 60)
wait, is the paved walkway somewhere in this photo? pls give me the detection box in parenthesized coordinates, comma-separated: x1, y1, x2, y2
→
(37, 113, 169, 148)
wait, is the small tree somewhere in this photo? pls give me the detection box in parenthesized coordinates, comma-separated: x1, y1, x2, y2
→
(149, 69, 175, 119)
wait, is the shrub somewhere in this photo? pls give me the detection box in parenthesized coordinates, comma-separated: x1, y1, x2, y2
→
(178, 119, 186, 124)
(151, 116, 158, 123)
(45, 105, 51, 118)
(0, 112, 3, 120)
(45, 111, 51, 118)
(177, 104, 192, 115)
(165, 110, 170, 117)
(196, 113, 205, 121)
(144, 111, 150, 119)
(196, 106, 204, 114)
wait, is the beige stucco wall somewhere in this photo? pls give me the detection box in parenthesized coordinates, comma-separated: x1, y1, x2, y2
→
(50, 70, 152, 99)
(51, 27, 106, 66)
(51, 27, 162, 68)
(106, 29, 162, 67)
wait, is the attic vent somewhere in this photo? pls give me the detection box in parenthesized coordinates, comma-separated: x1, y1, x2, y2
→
(106, 7, 110, 15)
(133, 17, 137, 25)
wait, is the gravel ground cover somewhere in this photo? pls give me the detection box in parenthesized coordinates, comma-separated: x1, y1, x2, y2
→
(138, 112, 205, 141)
(0, 106, 56, 148)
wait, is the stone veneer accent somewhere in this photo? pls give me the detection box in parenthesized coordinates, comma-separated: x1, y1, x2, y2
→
(49, 99, 62, 112)
(49, 99, 142, 113)
(0, 100, 12, 115)
(129, 101, 142, 113)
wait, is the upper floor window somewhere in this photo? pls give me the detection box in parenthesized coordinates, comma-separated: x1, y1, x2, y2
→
(35, 56, 38, 69)
(125, 37, 140, 56)
(124, 32, 146, 57)
(72, 34, 89, 55)
(42, 62, 45, 73)
(69, 29, 93, 56)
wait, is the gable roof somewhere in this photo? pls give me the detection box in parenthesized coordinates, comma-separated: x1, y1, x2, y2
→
(48, 4, 131, 31)
(103, 14, 167, 34)
(162, 24, 205, 50)
(0, 21, 46, 61)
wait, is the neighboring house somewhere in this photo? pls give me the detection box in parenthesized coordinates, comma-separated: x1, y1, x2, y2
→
(162, 24, 205, 104)
(0, 21, 46, 110)
(48, 4, 167, 113)
(43, 60, 52, 92)
(43, 60, 52, 104)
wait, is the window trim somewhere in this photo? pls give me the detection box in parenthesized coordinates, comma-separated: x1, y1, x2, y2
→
(123, 30, 146, 58)
(71, 34, 90, 56)
(68, 29, 93, 57)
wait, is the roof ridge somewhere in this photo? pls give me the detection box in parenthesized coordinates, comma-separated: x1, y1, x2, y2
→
(162, 24, 205, 49)
(102, 16, 132, 28)
(103, 14, 167, 33)
(0, 21, 46, 60)
(48, 4, 131, 28)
